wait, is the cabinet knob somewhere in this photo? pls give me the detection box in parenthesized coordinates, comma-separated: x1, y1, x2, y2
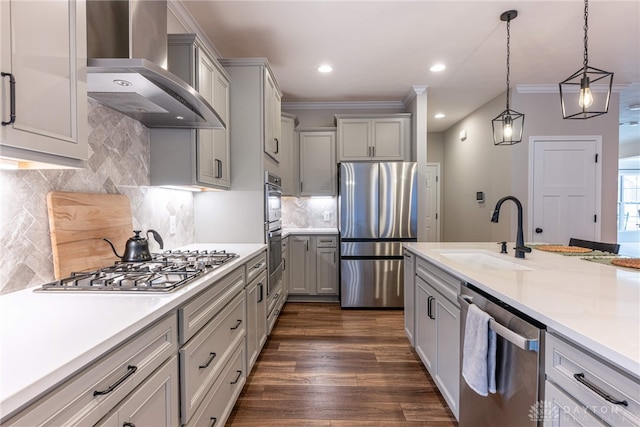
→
(535, 227, 543, 234)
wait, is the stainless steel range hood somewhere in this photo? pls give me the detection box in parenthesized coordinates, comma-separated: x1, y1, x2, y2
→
(86, 0, 224, 129)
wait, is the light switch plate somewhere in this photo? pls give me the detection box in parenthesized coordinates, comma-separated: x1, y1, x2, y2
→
(323, 211, 331, 222)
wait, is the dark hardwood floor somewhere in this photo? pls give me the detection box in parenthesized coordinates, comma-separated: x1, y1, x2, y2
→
(227, 302, 458, 426)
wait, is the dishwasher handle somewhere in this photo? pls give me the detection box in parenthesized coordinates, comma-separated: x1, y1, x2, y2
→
(459, 294, 539, 352)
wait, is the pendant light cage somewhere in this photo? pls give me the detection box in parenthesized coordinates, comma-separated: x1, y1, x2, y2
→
(493, 10, 524, 146)
(559, 0, 614, 119)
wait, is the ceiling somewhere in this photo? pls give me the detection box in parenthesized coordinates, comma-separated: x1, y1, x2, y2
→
(180, 0, 640, 144)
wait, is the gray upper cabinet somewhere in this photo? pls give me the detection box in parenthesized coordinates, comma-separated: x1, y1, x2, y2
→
(280, 113, 298, 196)
(264, 70, 282, 163)
(299, 129, 336, 196)
(0, 0, 88, 168)
(150, 34, 230, 190)
(336, 114, 411, 162)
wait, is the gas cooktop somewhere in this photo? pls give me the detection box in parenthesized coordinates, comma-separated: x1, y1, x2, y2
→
(37, 250, 238, 292)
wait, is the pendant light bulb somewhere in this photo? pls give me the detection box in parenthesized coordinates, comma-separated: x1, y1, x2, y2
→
(578, 75, 594, 108)
(503, 116, 513, 139)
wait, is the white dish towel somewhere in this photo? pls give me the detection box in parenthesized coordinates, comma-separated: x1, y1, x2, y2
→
(462, 303, 497, 396)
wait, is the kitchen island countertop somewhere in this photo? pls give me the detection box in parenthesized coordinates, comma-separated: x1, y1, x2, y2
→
(403, 242, 640, 379)
(0, 243, 266, 420)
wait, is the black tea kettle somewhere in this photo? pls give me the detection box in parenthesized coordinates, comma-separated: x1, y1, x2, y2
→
(104, 230, 164, 262)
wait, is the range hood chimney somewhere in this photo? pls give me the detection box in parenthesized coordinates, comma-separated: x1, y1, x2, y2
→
(86, 0, 224, 129)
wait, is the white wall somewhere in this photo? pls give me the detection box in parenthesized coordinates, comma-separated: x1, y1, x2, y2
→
(442, 94, 513, 242)
(441, 89, 620, 243)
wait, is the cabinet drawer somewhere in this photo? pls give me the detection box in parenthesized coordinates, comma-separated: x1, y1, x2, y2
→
(246, 252, 267, 284)
(179, 266, 245, 345)
(180, 291, 246, 424)
(96, 355, 180, 427)
(415, 257, 461, 305)
(544, 380, 608, 427)
(545, 333, 640, 427)
(316, 235, 337, 248)
(186, 343, 246, 427)
(5, 314, 177, 426)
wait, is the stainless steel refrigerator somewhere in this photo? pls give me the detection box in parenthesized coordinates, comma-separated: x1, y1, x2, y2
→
(339, 162, 417, 308)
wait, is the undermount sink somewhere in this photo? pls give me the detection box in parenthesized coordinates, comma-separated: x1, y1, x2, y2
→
(438, 251, 533, 271)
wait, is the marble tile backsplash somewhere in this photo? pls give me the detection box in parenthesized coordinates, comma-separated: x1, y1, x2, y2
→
(282, 196, 338, 228)
(0, 100, 195, 295)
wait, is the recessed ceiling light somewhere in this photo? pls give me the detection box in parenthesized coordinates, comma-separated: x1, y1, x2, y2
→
(434, 113, 445, 119)
(629, 104, 640, 111)
(318, 64, 333, 73)
(430, 63, 446, 72)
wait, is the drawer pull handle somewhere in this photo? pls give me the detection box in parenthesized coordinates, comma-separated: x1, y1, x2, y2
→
(573, 373, 628, 406)
(1, 72, 16, 126)
(230, 370, 243, 385)
(123, 423, 135, 427)
(230, 319, 242, 330)
(209, 417, 217, 427)
(199, 352, 217, 369)
(93, 365, 137, 396)
(427, 296, 435, 319)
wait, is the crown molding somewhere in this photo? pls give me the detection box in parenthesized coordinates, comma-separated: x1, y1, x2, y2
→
(517, 83, 630, 94)
(281, 101, 406, 110)
(402, 85, 429, 105)
(167, 0, 222, 59)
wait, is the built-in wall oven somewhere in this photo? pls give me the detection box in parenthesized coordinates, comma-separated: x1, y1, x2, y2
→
(265, 172, 283, 296)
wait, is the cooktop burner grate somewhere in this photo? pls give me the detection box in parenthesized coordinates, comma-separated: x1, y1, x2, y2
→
(38, 250, 238, 292)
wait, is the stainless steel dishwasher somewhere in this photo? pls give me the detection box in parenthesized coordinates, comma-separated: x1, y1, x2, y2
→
(458, 284, 545, 427)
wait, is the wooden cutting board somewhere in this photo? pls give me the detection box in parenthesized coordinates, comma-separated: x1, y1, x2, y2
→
(47, 191, 134, 279)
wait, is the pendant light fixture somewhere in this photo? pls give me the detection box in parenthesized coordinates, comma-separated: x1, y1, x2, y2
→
(559, 0, 613, 119)
(492, 10, 524, 146)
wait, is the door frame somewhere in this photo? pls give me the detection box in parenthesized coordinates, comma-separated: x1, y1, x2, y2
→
(426, 162, 442, 242)
(528, 135, 602, 242)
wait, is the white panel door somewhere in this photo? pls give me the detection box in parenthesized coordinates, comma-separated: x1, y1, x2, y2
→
(531, 137, 600, 245)
(425, 163, 441, 242)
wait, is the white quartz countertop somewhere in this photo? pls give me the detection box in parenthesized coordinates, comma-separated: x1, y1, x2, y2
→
(0, 243, 266, 420)
(283, 228, 338, 237)
(403, 242, 640, 379)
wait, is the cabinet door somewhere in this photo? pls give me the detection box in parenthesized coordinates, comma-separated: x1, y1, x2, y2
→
(97, 356, 180, 427)
(403, 251, 416, 345)
(288, 236, 313, 295)
(316, 247, 338, 295)
(372, 118, 405, 160)
(212, 68, 230, 186)
(337, 119, 371, 160)
(299, 131, 336, 196)
(263, 69, 280, 162)
(415, 277, 437, 373)
(256, 274, 268, 351)
(434, 292, 460, 418)
(245, 281, 258, 372)
(280, 115, 297, 196)
(0, 0, 88, 166)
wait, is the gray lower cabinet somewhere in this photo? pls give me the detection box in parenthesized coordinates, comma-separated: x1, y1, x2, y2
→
(288, 234, 338, 299)
(544, 332, 640, 427)
(97, 356, 180, 427)
(3, 314, 178, 426)
(413, 256, 461, 420)
(403, 250, 416, 345)
(245, 253, 267, 374)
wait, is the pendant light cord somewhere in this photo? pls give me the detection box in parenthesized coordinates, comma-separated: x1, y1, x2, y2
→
(583, 0, 589, 71)
(505, 16, 511, 110)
